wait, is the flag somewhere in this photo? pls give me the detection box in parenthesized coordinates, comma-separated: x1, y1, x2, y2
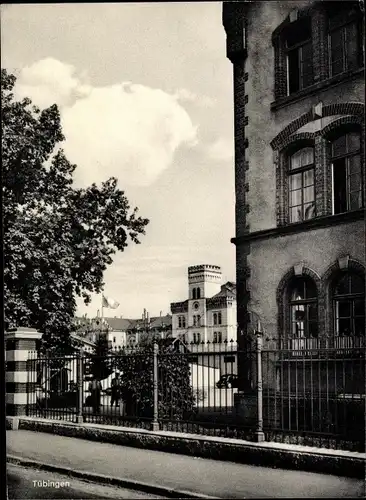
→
(102, 295, 120, 309)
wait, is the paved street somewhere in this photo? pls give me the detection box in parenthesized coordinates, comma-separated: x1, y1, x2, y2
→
(7, 430, 365, 498)
(7, 464, 163, 499)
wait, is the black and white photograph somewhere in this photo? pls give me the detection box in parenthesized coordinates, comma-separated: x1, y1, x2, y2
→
(3, 1, 365, 498)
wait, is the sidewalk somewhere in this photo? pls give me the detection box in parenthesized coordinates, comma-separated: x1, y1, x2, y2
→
(6, 430, 365, 498)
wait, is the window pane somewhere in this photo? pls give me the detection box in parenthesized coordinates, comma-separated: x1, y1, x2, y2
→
(290, 207, 301, 222)
(333, 159, 347, 213)
(303, 169, 314, 187)
(354, 317, 365, 336)
(354, 299, 365, 317)
(303, 186, 314, 204)
(330, 29, 344, 75)
(290, 172, 302, 190)
(345, 22, 359, 70)
(335, 275, 351, 295)
(290, 150, 302, 170)
(350, 275, 365, 294)
(301, 43, 313, 88)
(291, 281, 305, 300)
(288, 50, 300, 94)
(350, 190, 362, 210)
(303, 202, 315, 220)
(305, 280, 317, 299)
(338, 318, 352, 336)
(338, 300, 351, 318)
(290, 189, 302, 207)
(302, 147, 314, 166)
(332, 135, 347, 157)
(349, 155, 361, 177)
(349, 172, 361, 192)
(347, 132, 361, 153)
(286, 19, 311, 47)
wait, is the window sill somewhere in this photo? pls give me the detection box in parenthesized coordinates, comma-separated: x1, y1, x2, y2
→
(271, 68, 364, 112)
(231, 208, 364, 245)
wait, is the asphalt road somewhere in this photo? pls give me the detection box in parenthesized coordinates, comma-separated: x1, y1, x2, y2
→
(7, 464, 164, 499)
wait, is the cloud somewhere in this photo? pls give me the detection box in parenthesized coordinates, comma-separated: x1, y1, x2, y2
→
(14, 58, 198, 187)
(205, 137, 234, 162)
(174, 88, 215, 107)
(14, 58, 92, 109)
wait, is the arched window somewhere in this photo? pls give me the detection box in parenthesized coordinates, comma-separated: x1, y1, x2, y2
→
(289, 277, 318, 339)
(288, 147, 315, 223)
(331, 131, 363, 214)
(213, 313, 218, 325)
(192, 288, 196, 300)
(193, 315, 197, 327)
(218, 312, 222, 325)
(197, 315, 201, 327)
(197, 288, 201, 299)
(333, 273, 365, 338)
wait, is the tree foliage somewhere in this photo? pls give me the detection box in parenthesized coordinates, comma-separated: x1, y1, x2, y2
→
(2, 69, 149, 351)
(115, 338, 195, 420)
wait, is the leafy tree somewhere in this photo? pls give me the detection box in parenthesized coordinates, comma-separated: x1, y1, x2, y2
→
(2, 69, 149, 352)
(114, 338, 195, 420)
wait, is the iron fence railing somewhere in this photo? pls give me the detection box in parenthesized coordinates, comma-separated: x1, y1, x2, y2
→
(25, 336, 365, 451)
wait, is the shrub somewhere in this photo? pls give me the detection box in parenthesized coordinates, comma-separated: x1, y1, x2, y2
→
(114, 338, 195, 420)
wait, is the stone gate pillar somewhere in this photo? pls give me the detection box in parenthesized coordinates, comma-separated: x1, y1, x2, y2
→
(5, 327, 42, 425)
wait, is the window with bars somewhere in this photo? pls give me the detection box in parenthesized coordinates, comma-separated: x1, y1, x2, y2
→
(331, 131, 363, 214)
(288, 147, 316, 223)
(286, 18, 313, 94)
(289, 277, 318, 339)
(328, 3, 362, 77)
(333, 273, 365, 337)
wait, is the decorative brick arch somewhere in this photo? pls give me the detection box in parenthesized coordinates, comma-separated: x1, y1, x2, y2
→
(322, 258, 365, 340)
(320, 115, 364, 138)
(270, 102, 365, 151)
(279, 132, 316, 153)
(276, 265, 323, 344)
(322, 258, 365, 285)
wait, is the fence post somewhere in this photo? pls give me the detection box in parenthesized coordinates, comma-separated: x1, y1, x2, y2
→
(151, 340, 159, 431)
(76, 350, 84, 424)
(255, 330, 265, 442)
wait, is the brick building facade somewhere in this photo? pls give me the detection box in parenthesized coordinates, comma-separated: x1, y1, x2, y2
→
(223, 0, 365, 392)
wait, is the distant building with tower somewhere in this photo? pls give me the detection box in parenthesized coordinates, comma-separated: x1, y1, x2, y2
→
(170, 265, 237, 345)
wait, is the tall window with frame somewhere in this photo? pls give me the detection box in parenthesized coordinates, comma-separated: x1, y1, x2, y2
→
(332, 272, 365, 347)
(328, 2, 363, 77)
(286, 18, 313, 95)
(288, 277, 318, 349)
(331, 131, 363, 214)
(288, 146, 316, 223)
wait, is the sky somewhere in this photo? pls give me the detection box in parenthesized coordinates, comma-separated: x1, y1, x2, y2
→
(1, 2, 236, 320)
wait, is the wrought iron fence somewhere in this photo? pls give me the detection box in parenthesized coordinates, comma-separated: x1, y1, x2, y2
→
(25, 336, 365, 451)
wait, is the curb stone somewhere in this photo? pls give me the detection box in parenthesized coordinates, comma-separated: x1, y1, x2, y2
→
(7, 417, 366, 479)
(7, 455, 221, 499)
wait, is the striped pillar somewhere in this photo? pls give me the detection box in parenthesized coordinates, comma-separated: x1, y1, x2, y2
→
(5, 327, 42, 417)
